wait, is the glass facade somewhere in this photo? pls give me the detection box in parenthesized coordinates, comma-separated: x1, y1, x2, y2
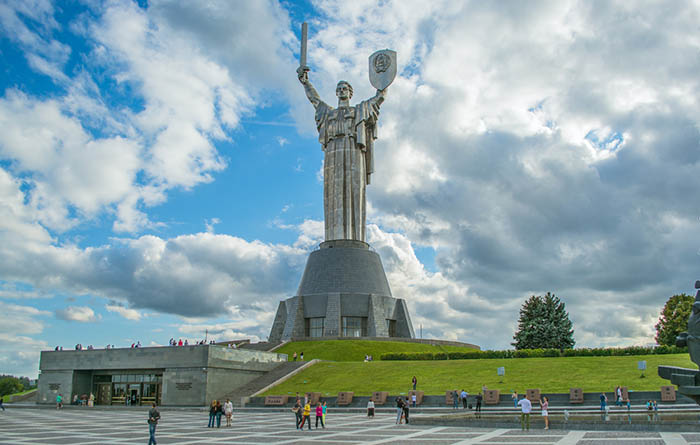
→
(91, 372, 162, 405)
(305, 317, 325, 337)
(342, 316, 367, 337)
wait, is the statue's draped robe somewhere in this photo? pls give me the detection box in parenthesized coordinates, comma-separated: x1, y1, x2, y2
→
(314, 96, 382, 241)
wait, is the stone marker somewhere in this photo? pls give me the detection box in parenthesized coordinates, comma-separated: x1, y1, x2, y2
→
(526, 388, 540, 402)
(305, 392, 321, 405)
(408, 390, 424, 405)
(569, 388, 584, 404)
(264, 395, 288, 406)
(371, 391, 388, 405)
(660, 385, 676, 402)
(337, 391, 354, 405)
(484, 389, 500, 405)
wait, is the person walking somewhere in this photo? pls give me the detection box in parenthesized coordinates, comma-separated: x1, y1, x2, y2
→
(412, 376, 417, 390)
(322, 400, 327, 425)
(461, 389, 468, 409)
(403, 396, 410, 424)
(0, 397, 5, 411)
(292, 400, 302, 429)
(300, 352, 304, 361)
(540, 396, 549, 430)
(518, 394, 532, 431)
(367, 399, 375, 417)
(616, 386, 622, 406)
(215, 400, 223, 428)
(208, 400, 217, 427)
(293, 352, 297, 361)
(411, 392, 417, 408)
(224, 399, 233, 427)
(395, 396, 404, 424)
(56, 393, 63, 410)
(300, 400, 312, 430)
(475, 392, 483, 413)
(315, 402, 325, 428)
(147, 402, 160, 445)
(512, 391, 518, 408)
(452, 390, 459, 409)
(600, 392, 607, 412)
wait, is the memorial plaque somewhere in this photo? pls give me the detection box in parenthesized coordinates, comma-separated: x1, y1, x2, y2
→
(371, 391, 388, 405)
(569, 388, 584, 404)
(175, 382, 192, 391)
(264, 395, 289, 406)
(48, 383, 61, 391)
(305, 392, 321, 405)
(484, 389, 500, 405)
(337, 391, 354, 405)
(526, 388, 540, 402)
(445, 391, 456, 405)
(407, 390, 424, 405)
(621, 386, 629, 402)
(660, 385, 676, 402)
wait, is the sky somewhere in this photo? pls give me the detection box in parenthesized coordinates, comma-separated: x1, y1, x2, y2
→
(1, 0, 699, 378)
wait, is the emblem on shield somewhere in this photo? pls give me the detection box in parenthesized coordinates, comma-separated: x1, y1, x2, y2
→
(369, 49, 397, 90)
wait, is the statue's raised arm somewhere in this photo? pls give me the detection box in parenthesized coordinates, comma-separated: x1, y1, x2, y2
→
(297, 66, 323, 109)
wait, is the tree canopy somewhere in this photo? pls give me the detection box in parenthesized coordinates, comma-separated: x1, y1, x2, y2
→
(655, 293, 694, 346)
(512, 292, 575, 350)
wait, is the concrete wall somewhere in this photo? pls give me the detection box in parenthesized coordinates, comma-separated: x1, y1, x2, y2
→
(37, 345, 287, 406)
(162, 368, 208, 406)
(37, 370, 73, 404)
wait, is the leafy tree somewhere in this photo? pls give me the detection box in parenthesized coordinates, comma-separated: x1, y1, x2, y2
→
(655, 293, 694, 346)
(0, 376, 23, 398)
(512, 292, 575, 350)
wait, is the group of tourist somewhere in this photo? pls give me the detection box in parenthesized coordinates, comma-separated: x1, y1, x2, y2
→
(291, 352, 304, 361)
(208, 399, 234, 428)
(291, 395, 326, 430)
(130, 341, 142, 348)
(516, 393, 550, 431)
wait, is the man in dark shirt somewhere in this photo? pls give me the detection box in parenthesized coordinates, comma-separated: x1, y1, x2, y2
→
(148, 402, 161, 445)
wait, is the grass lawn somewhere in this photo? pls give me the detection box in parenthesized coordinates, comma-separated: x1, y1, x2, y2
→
(2, 388, 36, 403)
(262, 354, 695, 396)
(275, 340, 476, 362)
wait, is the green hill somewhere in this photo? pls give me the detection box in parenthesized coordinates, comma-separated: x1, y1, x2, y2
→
(262, 354, 694, 396)
(274, 340, 476, 362)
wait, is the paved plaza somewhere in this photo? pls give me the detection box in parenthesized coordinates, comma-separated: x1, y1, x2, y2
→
(0, 408, 698, 444)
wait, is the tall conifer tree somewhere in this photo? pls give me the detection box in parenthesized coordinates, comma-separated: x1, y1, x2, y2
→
(512, 292, 575, 350)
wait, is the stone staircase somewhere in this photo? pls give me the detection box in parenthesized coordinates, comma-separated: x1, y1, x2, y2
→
(223, 361, 308, 407)
(238, 341, 282, 352)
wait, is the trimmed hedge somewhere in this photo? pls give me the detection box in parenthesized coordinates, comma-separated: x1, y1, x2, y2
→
(380, 345, 688, 361)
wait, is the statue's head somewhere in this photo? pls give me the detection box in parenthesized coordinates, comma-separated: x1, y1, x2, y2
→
(336, 81, 353, 100)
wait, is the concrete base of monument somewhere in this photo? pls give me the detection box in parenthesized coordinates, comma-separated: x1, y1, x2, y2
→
(269, 240, 415, 342)
(658, 365, 700, 404)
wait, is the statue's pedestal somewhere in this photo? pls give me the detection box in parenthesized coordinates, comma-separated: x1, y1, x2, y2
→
(269, 240, 414, 341)
(658, 365, 700, 404)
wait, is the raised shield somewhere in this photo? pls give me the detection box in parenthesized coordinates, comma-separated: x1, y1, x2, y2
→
(369, 49, 397, 90)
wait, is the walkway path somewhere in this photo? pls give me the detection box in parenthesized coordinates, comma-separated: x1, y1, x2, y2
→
(0, 408, 698, 444)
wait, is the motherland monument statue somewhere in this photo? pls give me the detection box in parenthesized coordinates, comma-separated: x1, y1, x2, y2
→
(296, 23, 396, 242)
(268, 24, 414, 342)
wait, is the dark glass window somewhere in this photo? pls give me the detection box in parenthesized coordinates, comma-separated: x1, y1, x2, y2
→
(305, 317, 325, 337)
(386, 319, 397, 337)
(342, 317, 367, 337)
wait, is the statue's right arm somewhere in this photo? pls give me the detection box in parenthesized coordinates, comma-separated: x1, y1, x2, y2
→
(303, 81, 322, 109)
(297, 67, 322, 109)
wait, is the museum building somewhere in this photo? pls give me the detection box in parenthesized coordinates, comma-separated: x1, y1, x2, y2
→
(37, 345, 286, 406)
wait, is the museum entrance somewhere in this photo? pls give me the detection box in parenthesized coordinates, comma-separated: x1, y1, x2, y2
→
(92, 371, 163, 405)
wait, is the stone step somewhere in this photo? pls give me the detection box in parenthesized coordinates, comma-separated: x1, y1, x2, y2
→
(222, 361, 308, 407)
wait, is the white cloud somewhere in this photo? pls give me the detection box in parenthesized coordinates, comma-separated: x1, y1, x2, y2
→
(55, 306, 100, 323)
(106, 304, 143, 321)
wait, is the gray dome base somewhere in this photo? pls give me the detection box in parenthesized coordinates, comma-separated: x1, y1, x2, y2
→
(269, 241, 414, 342)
